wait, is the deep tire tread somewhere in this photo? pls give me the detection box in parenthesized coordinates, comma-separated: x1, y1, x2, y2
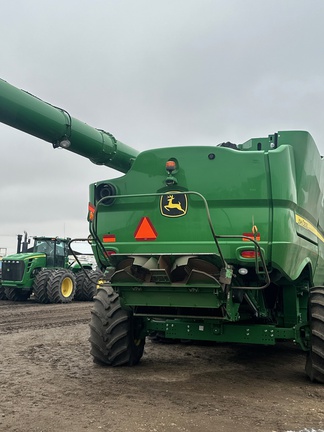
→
(4, 286, 31, 301)
(33, 269, 53, 304)
(0, 285, 7, 300)
(306, 286, 324, 383)
(74, 270, 90, 301)
(89, 285, 145, 366)
(83, 269, 104, 301)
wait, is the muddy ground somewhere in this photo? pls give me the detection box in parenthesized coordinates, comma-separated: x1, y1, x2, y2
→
(0, 299, 323, 432)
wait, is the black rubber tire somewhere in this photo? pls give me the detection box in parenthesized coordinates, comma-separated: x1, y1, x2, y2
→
(305, 286, 324, 383)
(0, 284, 7, 300)
(4, 286, 31, 301)
(89, 285, 145, 366)
(83, 269, 104, 301)
(47, 269, 76, 304)
(33, 269, 53, 304)
(74, 269, 91, 301)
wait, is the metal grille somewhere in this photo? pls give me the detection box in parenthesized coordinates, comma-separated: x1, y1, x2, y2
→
(2, 261, 25, 281)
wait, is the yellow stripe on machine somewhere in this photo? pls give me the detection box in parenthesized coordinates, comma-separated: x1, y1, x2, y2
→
(295, 214, 324, 243)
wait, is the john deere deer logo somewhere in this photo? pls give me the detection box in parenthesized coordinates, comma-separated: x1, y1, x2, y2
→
(164, 195, 185, 213)
(160, 192, 187, 217)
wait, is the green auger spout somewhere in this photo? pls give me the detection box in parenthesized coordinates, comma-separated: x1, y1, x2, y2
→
(0, 78, 138, 173)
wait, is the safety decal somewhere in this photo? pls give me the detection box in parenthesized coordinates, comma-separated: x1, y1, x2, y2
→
(160, 192, 187, 218)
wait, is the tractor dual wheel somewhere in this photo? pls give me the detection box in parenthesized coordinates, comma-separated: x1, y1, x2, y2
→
(305, 286, 324, 384)
(75, 269, 103, 301)
(74, 269, 91, 301)
(89, 285, 145, 366)
(33, 269, 53, 304)
(47, 269, 76, 303)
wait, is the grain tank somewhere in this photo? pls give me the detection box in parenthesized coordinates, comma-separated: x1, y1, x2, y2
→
(0, 78, 323, 383)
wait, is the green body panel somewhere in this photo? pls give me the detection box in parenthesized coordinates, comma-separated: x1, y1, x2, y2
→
(90, 132, 324, 281)
(91, 146, 271, 255)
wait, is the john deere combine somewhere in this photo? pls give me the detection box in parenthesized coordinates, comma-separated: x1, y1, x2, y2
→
(0, 78, 323, 383)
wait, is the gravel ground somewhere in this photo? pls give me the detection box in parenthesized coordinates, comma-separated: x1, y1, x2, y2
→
(0, 299, 323, 432)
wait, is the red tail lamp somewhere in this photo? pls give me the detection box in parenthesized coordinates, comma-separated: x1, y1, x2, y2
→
(240, 250, 260, 259)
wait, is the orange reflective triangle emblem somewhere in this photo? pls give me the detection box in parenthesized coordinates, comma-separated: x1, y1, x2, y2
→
(134, 217, 157, 241)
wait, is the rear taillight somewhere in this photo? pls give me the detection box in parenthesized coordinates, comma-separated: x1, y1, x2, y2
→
(240, 250, 260, 259)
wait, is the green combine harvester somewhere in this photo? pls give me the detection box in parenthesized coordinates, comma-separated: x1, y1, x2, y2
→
(0, 78, 323, 383)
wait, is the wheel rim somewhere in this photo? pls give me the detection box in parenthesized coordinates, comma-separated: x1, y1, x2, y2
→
(96, 279, 104, 289)
(61, 277, 73, 297)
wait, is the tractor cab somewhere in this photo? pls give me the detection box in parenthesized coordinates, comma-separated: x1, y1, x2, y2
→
(33, 237, 69, 268)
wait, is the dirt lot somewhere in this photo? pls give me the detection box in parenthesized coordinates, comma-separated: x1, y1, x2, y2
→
(0, 299, 323, 432)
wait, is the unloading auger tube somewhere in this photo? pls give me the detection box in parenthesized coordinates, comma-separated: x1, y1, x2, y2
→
(0, 78, 138, 173)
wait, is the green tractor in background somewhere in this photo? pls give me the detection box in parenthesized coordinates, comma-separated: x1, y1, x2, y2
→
(1, 234, 102, 303)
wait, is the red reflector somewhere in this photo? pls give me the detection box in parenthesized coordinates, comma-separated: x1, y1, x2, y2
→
(88, 202, 96, 221)
(134, 217, 157, 241)
(240, 250, 260, 258)
(242, 232, 261, 241)
(103, 234, 116, 243)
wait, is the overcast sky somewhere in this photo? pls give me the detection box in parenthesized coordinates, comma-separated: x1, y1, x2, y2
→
(1, 0, 324, 254)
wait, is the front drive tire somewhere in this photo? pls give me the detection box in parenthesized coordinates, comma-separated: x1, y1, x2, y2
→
(33, 269, 53, 304)
(305, 286, 324, 384)
(89, 285, 145, 366)
(0, 284, 7, 300)
(4, 286, 31, 301)
(47, 269, 76, 303)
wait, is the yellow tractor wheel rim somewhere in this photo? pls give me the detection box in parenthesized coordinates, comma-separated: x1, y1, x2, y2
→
(96, 279, 104, 290)
(61, 277, 73, 298)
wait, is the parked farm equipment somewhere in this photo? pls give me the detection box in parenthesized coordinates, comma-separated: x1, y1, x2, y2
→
(1, 234, 100, 303)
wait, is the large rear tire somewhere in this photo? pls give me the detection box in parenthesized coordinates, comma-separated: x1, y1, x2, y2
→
(305, 286, 324, 383)
(47, 269, 76, 303)
(4, 286, 31, 301)
(89, 285, 145, 366)
(33, 269, 53, 304)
